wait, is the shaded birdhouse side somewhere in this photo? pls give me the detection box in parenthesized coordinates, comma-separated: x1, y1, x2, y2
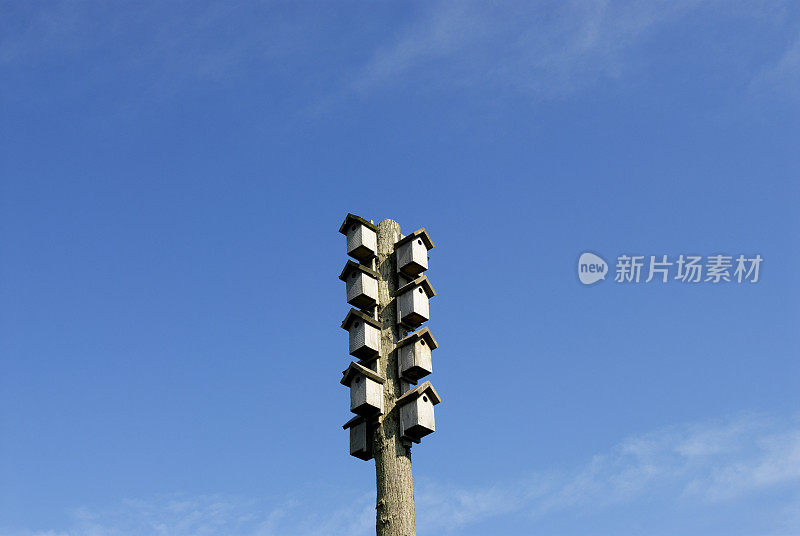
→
(396, 327, 438, 383)
(343, 415, 372, 461)
(339, 213, 378, 262)
(341, 362, 385, 417)
(396, 276, 436, 328)
(395, 381, 441, 442)
(341, 308, 381, 361)
(339, 260, 379, 309)
(395, 229, 434, 277)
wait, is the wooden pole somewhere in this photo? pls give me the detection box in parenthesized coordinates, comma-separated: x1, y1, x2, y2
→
(373, 218, 416, 536)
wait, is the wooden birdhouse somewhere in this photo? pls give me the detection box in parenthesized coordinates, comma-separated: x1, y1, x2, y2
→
(339, 213, 378, 262)
(396, 276, 436, 328)
(339, 260, 379, 309)
(340, 308, 381, 361)
(342, 415, 372, 461)
(341, 362, 385, 416)
(395, 229, 434, 277)
(395, 381, 441, 442)
(396, 327, 438, 383)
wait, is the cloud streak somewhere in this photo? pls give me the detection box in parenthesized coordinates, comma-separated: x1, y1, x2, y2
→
(6, 413, 800, 536)
(416, 413, 800, 532)
(751, 29, 800, 100)
(351, 0, 800, 102)
(3, 1, 798, 107)
(352, 0, 705, 97)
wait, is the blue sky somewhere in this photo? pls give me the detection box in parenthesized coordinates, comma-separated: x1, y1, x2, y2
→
(1, 1, 799, 535)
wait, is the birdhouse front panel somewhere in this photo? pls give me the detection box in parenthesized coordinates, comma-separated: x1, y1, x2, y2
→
(398, 339, 432, 382)
(397, 285, 430, 328)
(345, 270, 378, 309)
(396, 238, 429, 277)
(348, 319, 380, 360)
(346, 224, 377, 262)
(397, 238, 428, 277)
(394, 229, 434, 278)
(349, 419, 371, 460)
(350, 373, 384, 416)
(400, 395, 435, 441)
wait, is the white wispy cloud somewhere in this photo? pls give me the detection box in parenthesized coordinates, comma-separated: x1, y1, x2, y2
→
(7, 413, 799, 536)
(11, 492, 373, 536)
(751, 29, 800, 99)
(350, 0, 800, 102)
(4, 2, 797, 107)
(416, 413, 800, 532)
(351, 0, 708, 97)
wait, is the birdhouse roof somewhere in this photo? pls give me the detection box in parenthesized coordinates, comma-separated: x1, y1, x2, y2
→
(395, 381, 442, 406)
(395, 327, 439, 350)
(342, 414, 366, 430)
(340, 361, 386, 386)
(396, 275, 436, 298)
(338, 213, 378, 235)
(338, 260, 379, 282)
(395, 228, 434, 250)
(340, 308, 381, 331)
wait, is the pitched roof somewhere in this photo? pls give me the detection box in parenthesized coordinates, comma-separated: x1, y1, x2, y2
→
(395, 228, 434, 250)
(395, 327, 439, 350)
(395, 381, 442, 406)
(342, 414, 366, 430)
(338, 259, 379, 282)
(340, 308, 381, 331)
(340, 361, 386, 386)
(338, 213, 378, 235)
(396, 275, 436, 298)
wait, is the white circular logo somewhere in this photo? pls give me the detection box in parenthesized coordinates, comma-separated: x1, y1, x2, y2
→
(578, 252, 608, 285)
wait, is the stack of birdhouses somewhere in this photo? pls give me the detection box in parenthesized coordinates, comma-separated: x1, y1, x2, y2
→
(392, 229, 441, 444)
(338, 214, 442, 461)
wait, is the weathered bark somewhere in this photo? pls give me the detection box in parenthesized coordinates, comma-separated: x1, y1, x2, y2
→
(373, 219, 416, 536)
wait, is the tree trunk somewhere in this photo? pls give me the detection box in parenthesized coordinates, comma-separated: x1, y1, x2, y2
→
(373, 218, 416, 536)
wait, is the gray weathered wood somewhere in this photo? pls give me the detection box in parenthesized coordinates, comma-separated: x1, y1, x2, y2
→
(396, 328, 438, 383)
(341, 309, 381, 360)
(343, 415, 373, 461)
(340, 260, 379, 309)
(340, 214, 378, 262)
(373, 219, 416, 536)
(395, 381, 442, 442)
(395, 229, 434, 277)
(342, 361, 386, 417)
(396, 276, 435, 328)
